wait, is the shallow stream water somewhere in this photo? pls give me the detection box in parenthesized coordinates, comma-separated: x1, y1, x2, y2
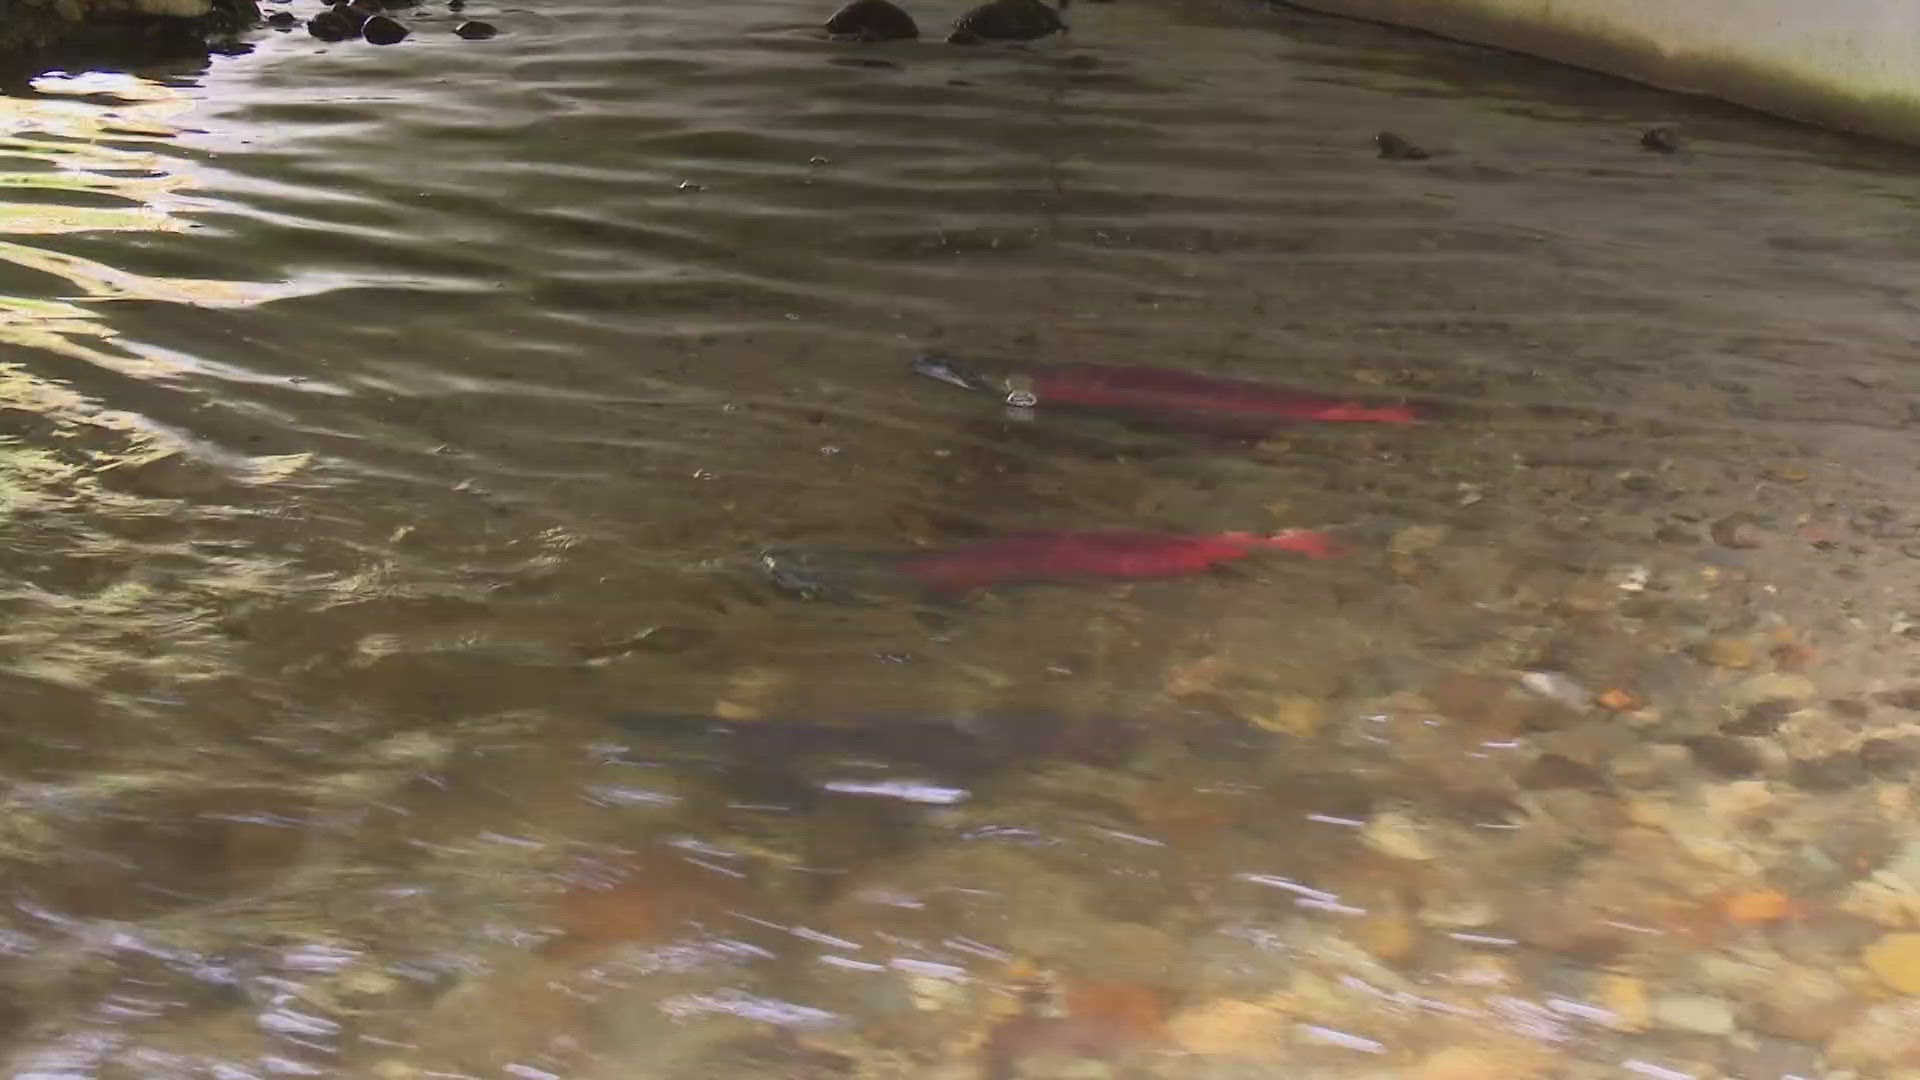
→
(9, 1, 1920, 1077)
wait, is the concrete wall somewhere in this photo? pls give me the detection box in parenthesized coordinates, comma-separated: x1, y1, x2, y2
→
(1287, 0, 1920, 145)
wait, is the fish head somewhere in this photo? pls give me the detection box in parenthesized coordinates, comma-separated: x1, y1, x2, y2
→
(911, 353, 994, 393)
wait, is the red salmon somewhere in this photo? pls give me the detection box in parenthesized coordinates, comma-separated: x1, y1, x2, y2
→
(912, 353, 1419, 426)
(896, 529, 1339, 593)
(1032, 363, 1418, 425)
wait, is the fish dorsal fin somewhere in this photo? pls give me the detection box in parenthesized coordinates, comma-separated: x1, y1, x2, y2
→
(1002, 374, 1039, 409)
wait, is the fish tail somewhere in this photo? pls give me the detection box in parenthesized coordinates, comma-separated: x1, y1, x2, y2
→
(1255, 529, 1343, 559)
(1331, 404, 1420, 425)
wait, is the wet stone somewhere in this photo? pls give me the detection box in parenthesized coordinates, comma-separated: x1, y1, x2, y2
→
(1828, 1000, 1920, 1069)
(1699, 636, 1757, 669)
(825, 0, 917, 40)
(94, 451, 231, 500)
(454, 19, 497, 38)
(1653, 993, 1736, 1035)
(948, 0, 1065, 43)
(1641, 125, 1682, 152)
(1709, 513, 1765, 548)
(1722, 698, 1794, 736)
(1724, 1035, 1824, 1080)
(1859, 736, 1920, 780)
(309, 6, 358, 38)
(1374, 131, 1429, 160)
(363, 14, 409, 42)
(1789, 751, 1868, 792)
(1877, 686, 1920, 710)
(1685, 735, 1764, 778)
(1426, 672, 1531, 735)
(1822, 819, 1899, 878)
(1608, 743, 1689, 787)
(266, 10, 296, 26)
(1864, 933, 1920, 994)
(1164, 997, 1289, 1060)
(1361, 809, 1439, 861)
(1517, 753, 1608, 791)
(1732, 672, 1817, 708)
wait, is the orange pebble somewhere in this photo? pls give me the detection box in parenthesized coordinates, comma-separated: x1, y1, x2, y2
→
(1065, 980, 1165, 1036)
(1596, 688, 1643, 712)
(1721, 888, 1800, 924)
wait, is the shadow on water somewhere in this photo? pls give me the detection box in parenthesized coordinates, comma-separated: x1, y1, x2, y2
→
(3, 0, 1920, 1076)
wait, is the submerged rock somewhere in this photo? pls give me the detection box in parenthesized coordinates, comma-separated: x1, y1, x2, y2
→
(1710, 512, 1766, 548)
(454, 18, 497, 38)
(825, 0, 917, 41)
(1654, 993, 1736, 1036)
(1864, 933, 1920, 994)
(949, 0, 1064, 43)
(1374, 131, 1429, 160)
(1642, 125, 1682, 152)
(362, 13, 408, 43)
(307, 6, 358, 39)
(265, 10, 295, 27)
(2, 0, 263, 59)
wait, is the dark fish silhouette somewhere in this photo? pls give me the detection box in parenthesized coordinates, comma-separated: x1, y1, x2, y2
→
(913, 353, 1419, 427)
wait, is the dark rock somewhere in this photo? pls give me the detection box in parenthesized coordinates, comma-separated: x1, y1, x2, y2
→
(1723, 698, 1795, 736)
(454, 19, 497, 38)
(1790, 751, 1867, 792)
(1709, 513, 1765, 548)
(828, 56, 901, 68)
(94, 452, 232, 501)
(362, 13, 408, 42)
(1641, 125, 1681, 153)
(266, 10, 296, 27)
(1438, 791, 1523, 827)
(1685, 735, 1763, 778)
(1831, 697, 1871, 718)
(1878, 686, 1920, 710)
(1374, 131, 1429, 161)
(447, 0, 464, 7)
(825, 0, 917, 41)
(1518, 753, 1608, 791)
(1859, 736, 1920, 780)
(948, 0, 1065, 43)
(1819, 817, 1898, 877)
(307, 7, 359, 39)
(206, 0, 264, 34)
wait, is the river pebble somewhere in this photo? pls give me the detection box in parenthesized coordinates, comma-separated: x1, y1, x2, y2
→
(1864, 933, 1920, 994)
(1732, 672, 1818, 707)
(1652, 993, 1736, 1036)
(1361, 809, 1440, 861)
